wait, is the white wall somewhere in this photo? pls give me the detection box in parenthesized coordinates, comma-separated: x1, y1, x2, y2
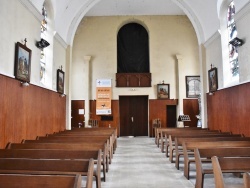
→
(0, 1, 67, 93)
(72, 15, 200, 111)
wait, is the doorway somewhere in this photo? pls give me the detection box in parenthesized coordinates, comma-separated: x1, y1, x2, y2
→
(166, 105, 177, 127)
(119, 96, 148, 136)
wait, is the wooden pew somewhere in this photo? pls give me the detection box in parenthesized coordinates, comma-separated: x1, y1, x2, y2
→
(155, 127, 205, 148)
(50, 130, 116, 154)
(58, 127, 118, 151)
(212, 156, 250, 188)
(182, 141, 250, 180)
(194, 147, 250, 188)
(174, 136, 249, 169)
(6, 142, 109, 173)
(35, 135, 114, 162)
(0, 158, 94, 188)
(0, 174, 82, 188)
(165, 130, 227, 159)
(244, 172, 250, 188)
(0, 149, 103, 187)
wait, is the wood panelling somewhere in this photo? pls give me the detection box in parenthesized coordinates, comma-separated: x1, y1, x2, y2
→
(71, 100, 85, 128)
(89, 100, 120, 136)
(207, 82, 250, 137)
(116, 73, 151, 87)
(183, 99, 199, 127)
(0, 74, 66, 148)
(149, 99, 178, 137)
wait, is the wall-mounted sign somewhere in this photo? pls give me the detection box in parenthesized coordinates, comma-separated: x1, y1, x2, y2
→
(96, 79, 112, 115)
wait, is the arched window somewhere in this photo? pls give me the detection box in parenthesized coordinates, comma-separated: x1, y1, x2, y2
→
(117, 23, 149, 73)
(227, 1, 239, 82)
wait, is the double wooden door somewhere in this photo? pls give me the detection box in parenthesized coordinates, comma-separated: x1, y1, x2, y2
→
(119, 96, 148, 136)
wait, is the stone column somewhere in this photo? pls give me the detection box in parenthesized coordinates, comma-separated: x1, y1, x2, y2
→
(83, 56, 91, 127)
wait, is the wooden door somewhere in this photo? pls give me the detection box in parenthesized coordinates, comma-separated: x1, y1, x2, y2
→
(166, 105, 177, 127)
(119, 96, 148, 136)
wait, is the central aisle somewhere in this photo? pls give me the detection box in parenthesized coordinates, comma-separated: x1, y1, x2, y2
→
(101, 137, 194, 188)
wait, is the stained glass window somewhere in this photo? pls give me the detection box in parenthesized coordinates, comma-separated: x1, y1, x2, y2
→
(40, 4, 47, 83)
(227, 1, 239, 77)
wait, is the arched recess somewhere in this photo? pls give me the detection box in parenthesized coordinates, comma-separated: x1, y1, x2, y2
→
(117, 23, 149, 73)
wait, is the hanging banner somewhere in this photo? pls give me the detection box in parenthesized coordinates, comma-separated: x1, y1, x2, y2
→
(96, 79, 112, 115)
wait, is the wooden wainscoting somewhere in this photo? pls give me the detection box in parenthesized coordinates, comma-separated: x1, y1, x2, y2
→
(71, 100, 85, 128)
(89, 100, 120, 135)
(149, 99, 178, 137)
(207, 82, 250, 137)
(0, 74, 66, 148)
(183, 99, 199, 127)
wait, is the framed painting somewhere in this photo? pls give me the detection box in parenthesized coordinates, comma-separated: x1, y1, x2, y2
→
(185, 76, 200, 98)
(14, 42, 32, 82)
(57, 69, 65, 94)
(157, 84, 170, 99)
(208, 67, 218, 92)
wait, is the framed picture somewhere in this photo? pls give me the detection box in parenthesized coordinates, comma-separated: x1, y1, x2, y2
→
(14, 42, 32, 82)
(185, 76, 200, 98)
(208, 67, 218, 92)
(157, 84, 170, 99)
(57, 69, 65, 94)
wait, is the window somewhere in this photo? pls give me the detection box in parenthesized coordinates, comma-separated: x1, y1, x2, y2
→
(117, 23, 149, 73)
(227, 1, 239, 79)
(40, 4, 47, 84)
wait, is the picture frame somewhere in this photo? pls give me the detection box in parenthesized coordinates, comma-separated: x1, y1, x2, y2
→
(14, 42, 32, 82)
(208, 67, 218, 92)
(157, 84, 170, 99)
(57, 69, 65, 94)
(185, 76, 201, 98)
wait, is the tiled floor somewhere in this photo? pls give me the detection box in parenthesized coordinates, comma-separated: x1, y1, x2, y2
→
(88, 136, 243, 188)
(99, 137, 194, 188)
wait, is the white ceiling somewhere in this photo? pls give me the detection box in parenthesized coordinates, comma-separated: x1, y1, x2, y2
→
(28, 0, 249, 45)
(85, 0, 185, 16)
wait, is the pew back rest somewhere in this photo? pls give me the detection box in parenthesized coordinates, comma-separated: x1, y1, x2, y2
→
(0, 174, 82, 188)
(212, 156, 250, 188)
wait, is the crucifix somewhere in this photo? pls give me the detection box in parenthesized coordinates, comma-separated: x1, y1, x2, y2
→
(59, 65, 63, 70)
(24, 38, 27, 46)
(210, 64, 213, 69)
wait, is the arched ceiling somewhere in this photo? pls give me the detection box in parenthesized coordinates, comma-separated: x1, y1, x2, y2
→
(28, 0, 249, 45)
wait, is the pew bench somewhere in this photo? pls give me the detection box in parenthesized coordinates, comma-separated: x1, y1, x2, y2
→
(167, 131, 233, 161)
(6, 142, 109, 175)
(0, 174, 83, 188)
(212, 156, 250, 188)
(182, 140, 250, 180)
(0, 158, 94, 188)
(0, 149, 103, 187)
(194, 147, 250, 188)
(174, 136, 248, 169)
(244, 172, 250, 188)
(35, 135, 114, 163)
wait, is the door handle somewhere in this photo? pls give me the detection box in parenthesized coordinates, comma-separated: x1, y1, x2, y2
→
(131, 117, 133, 122)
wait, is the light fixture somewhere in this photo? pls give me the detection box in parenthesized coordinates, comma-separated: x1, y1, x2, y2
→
(36, 38, 50, 49)
(229, 37, 244, 47)
(21, 82, 29, 87)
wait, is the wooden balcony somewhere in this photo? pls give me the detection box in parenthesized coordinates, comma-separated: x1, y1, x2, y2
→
(116, 73, 151, 87)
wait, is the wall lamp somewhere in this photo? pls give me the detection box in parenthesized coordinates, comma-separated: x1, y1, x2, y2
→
(36, 38, 50, 49)
(20, 82, 29, 87)
(229, 37, 244, 47)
